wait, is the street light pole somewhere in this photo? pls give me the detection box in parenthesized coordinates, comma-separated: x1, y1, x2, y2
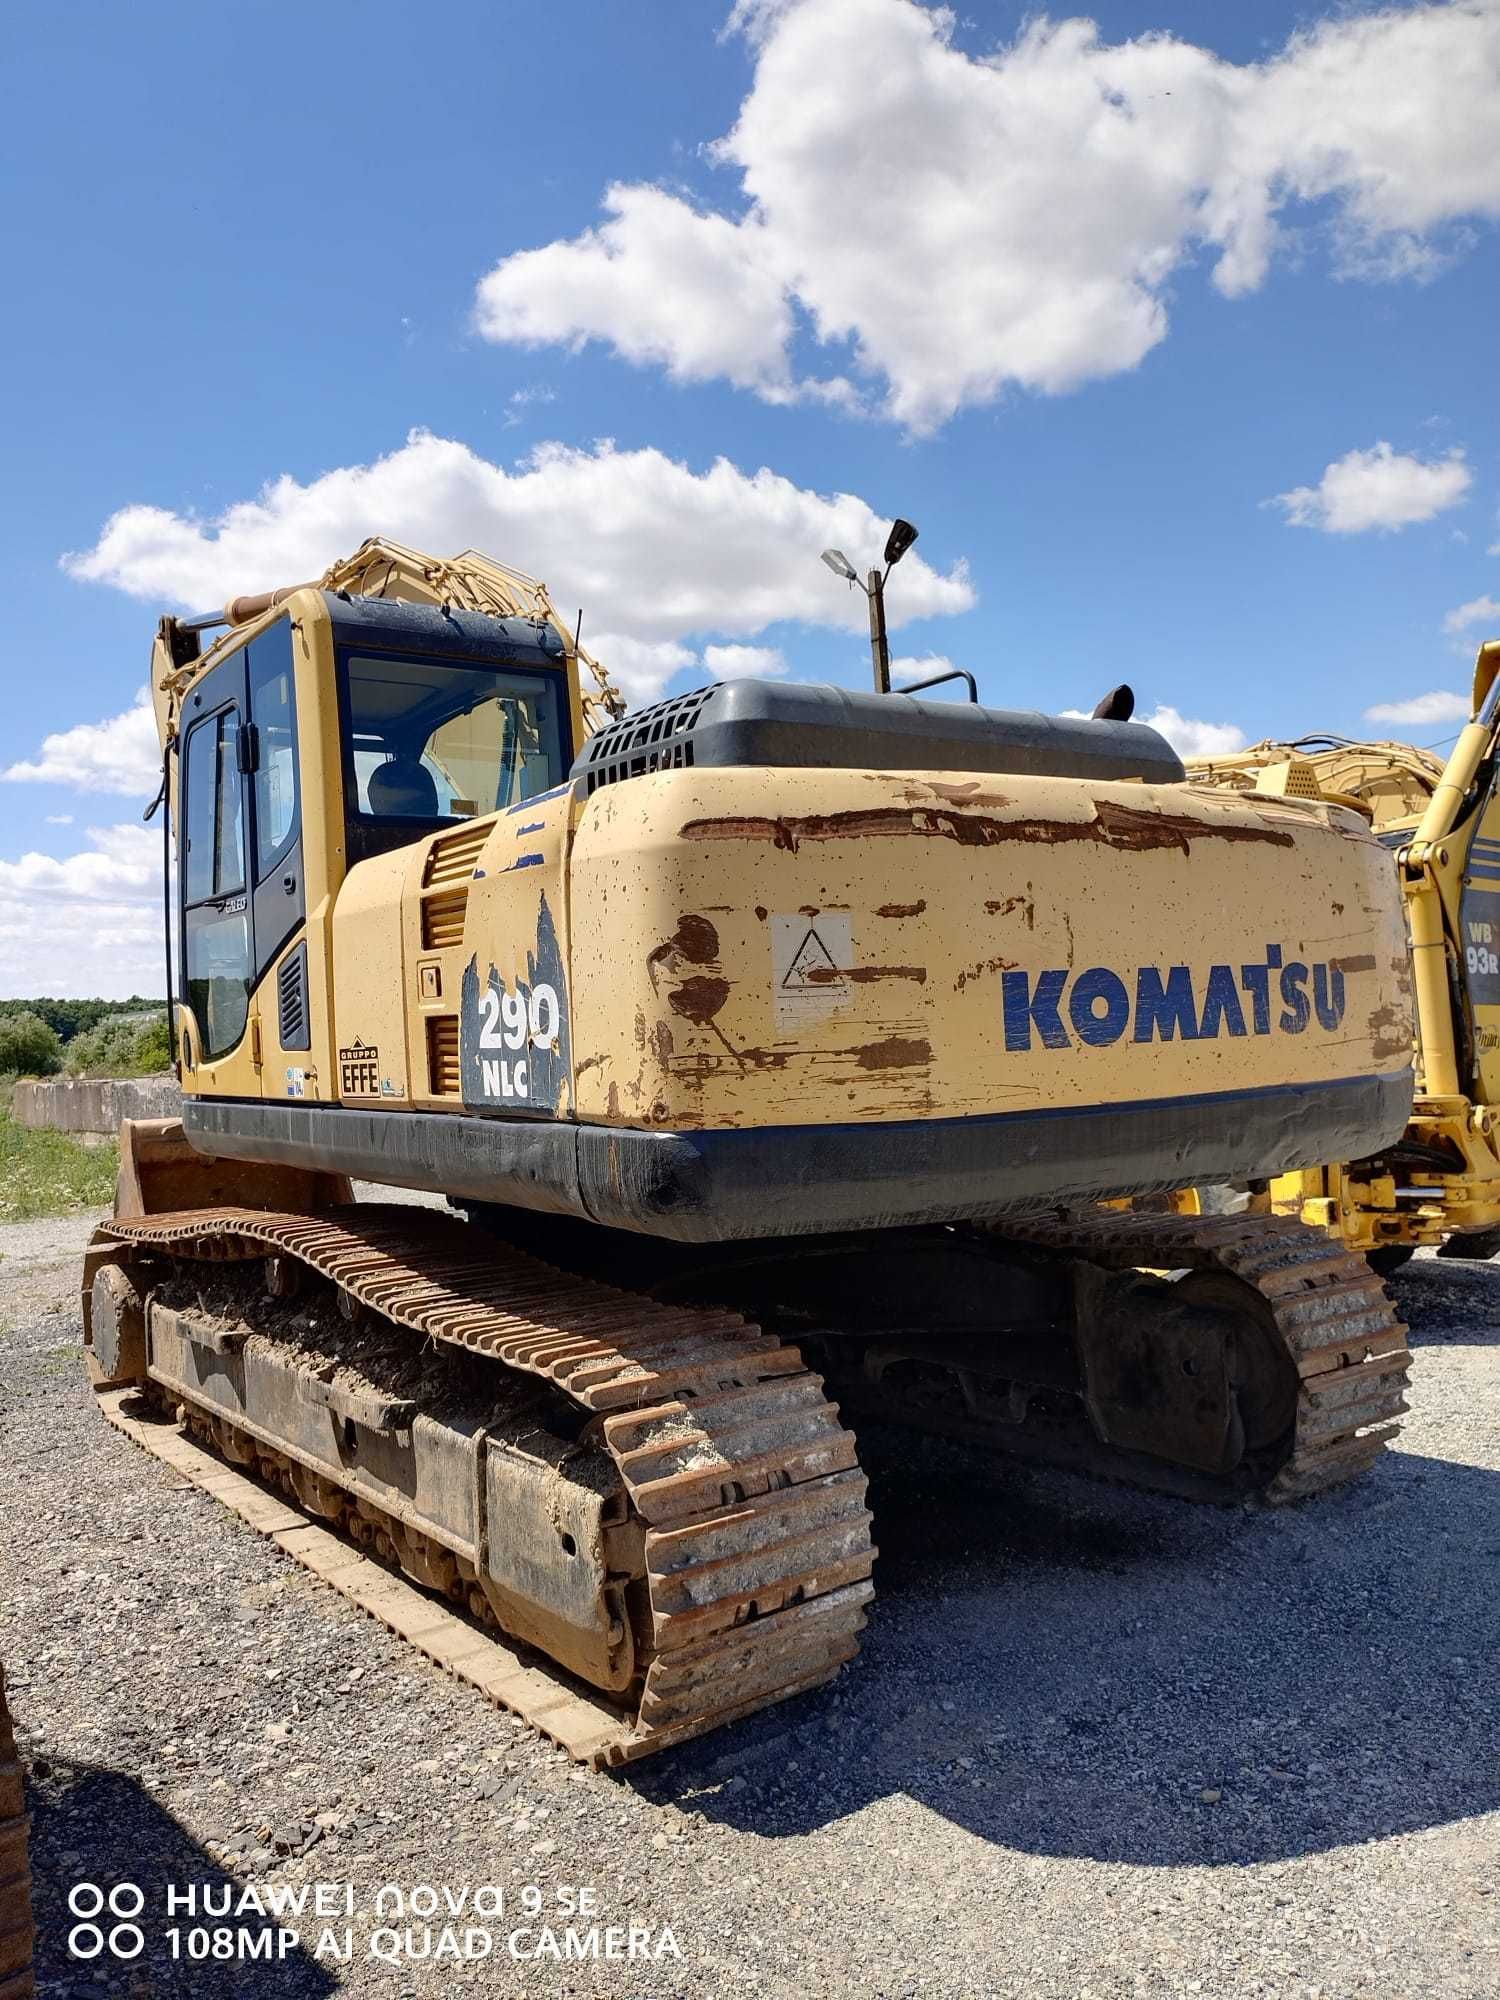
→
(867, 567, 891, 694)
(820, 518, 918, 697)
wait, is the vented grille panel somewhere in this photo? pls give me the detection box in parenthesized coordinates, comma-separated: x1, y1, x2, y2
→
(423, 819, 490, 889)
(576, 684, 717, 794)
(426, 1016, 461, 1097)
(277, 941, 309, 1052)
(422, 888, 468, 952)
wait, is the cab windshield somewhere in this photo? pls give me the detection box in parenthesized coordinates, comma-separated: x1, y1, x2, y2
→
(340, 651, 566, 825)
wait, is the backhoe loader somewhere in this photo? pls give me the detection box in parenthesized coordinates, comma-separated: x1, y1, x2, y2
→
(1189, 639, 1500, 1272)
(82, 539, 1415, 1765)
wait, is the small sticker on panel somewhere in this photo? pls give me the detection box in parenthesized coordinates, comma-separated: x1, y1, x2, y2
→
(772, 912, 853, 1025)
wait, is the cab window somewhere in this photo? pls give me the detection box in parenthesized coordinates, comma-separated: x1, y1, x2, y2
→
(249, 624, 299, 873)
(181, 707, 250, 1059)
(339, 652, 565, 853)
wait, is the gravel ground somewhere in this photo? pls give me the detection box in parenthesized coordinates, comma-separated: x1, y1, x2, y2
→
(2, 1209, 1497, 1999)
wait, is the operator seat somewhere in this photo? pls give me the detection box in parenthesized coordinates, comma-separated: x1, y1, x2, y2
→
(368, 755, 439, 818)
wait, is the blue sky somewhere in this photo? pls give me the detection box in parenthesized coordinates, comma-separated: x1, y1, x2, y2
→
(2, 0, 1498, 994)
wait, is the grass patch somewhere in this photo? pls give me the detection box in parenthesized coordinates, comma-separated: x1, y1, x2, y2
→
(0, 1114, 117, 1222)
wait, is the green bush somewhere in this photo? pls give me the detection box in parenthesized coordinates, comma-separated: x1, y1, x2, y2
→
(0, 1114, 118, 1220)
(63, 1011, 173, 1079)
(0, 1011, 64, 1078)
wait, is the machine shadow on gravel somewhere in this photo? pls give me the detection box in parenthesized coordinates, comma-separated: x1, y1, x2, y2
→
(23, 1759, 336, 2000)
(630, 1425, 1500, 1869)
(1387, 1257, 1500, 1343)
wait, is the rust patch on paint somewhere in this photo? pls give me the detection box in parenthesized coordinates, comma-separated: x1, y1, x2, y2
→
(754, 905, 768, 922)
(606, 1081, 621, 1119)
(668, 975, 732, 1026)
(899, 780, 1014, 808)
(680, 800, 1294, 854)
(853, 1035, 931, 1071)
(1086, 798, 1296, 853)
(574, 1052, 608, 1082)
(955, 954, 1018, 991)
(1332, 953, 1377, 975)
(876, 900, 927, 918)
(647, 913, 721, 985)
(805, 963, 926, 985)
(1368, 1001, 1414, 1065)
(984, 893, 1032, 920)
(652, 1019, 676, 1068)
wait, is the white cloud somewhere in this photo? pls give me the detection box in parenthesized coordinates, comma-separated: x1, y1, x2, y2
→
(702, 642, 788, 677)
(473, 0, 1500, 432)
(2, 690, 160, 797)
(1141, 706, 1246, 759)
(0, 824, 162, 999)
(890, 654, 956, 682)
(503, 384, 557, 428)
(44, 814, 74, 826)
(1444, 595, 1500, 635)
(1272, 442, 1473, 534)
(63, 429, 975, 705)
(1067, 703, 1246, 758)
(476, 184, 797, 396)
(1364, 689, 1472, 724)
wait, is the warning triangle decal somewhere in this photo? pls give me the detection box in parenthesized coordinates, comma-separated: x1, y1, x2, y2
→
(782, 925, 844, 990)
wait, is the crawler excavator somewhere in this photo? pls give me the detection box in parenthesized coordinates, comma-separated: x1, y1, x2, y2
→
(1189, 638, 1500, 1274)
(83, 539, 1417, 1766)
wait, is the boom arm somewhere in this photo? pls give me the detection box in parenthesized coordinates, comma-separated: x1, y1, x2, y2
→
(289, 538, 625, 731)
(1401, 639, 1500, 1097)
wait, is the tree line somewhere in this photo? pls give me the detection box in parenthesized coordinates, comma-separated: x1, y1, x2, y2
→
(0, 997, 167, 1045)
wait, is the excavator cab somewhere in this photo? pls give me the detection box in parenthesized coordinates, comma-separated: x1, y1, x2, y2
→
(160, 584, 582, 1094)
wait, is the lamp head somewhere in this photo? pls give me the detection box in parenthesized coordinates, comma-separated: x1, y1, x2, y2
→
(883, 518, 918, 567)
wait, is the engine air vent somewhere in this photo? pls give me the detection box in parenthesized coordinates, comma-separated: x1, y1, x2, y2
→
(277, 941, 310, 1052)
(426, 1016, 461, 1097)
(423, 818, 490, 890)
(573, 684, 717, 795)
(422, 888, 468, 952)
(419, 819, 490, 956)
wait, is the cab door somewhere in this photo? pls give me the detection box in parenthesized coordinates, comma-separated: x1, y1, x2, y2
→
(243, 619, 308, 1081)
(178, 654, 254, 1076)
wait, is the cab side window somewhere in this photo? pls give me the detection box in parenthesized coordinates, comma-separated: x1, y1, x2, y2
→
(249, 624, 299, 876)
(182, 707, 251, 1058)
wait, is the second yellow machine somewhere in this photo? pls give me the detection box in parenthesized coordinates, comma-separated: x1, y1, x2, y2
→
(1189, 639, 1500, 1271)
(85, 540, 1416, 1764)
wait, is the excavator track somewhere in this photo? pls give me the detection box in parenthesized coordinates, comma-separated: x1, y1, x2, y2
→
(0, 1665, 34, 2000)
(1002, 1206, 1412, 1502)
(89, 1206, 875, 1768)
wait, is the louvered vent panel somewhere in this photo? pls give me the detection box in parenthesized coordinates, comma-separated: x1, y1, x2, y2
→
(426, 1016, 461, 1097)
(423, 819, 490, 890)
(422, 888, 468, 952)
(576, 684, 715, 795)
(277, 941, 309, 1052)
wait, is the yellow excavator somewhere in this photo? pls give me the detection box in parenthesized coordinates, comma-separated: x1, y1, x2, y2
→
(83, 538, 1415, 1766)
(1189, 639, 1500, 1273)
